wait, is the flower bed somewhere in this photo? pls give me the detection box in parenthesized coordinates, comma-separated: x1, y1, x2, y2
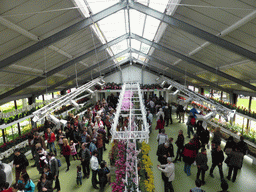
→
(110, 140, 154, 192)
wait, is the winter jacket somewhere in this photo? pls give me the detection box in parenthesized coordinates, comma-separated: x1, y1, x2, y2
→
(62, 145, 71, 156)
(196, 153, 208, 168)
(228, 151, 244, 169)
(182, 143, 197, 165)
(49, 157, 59, 177)
(212, 150, 224, 165)
(45, 132, 55, 144)
(13, 153, 28, 170)
(155, 119, 165, 130)
(175, 134, 184, 148)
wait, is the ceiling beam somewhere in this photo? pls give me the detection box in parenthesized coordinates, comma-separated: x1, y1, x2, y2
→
(0, 34, 129, 101)
(0, 2, 126, 70)
(131, 48, 231, 93)
(131, 33, 256, 92)
(36, 49, 130, 96)
(130, 1, 256, 63)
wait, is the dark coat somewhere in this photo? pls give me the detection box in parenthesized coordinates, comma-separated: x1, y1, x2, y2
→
(13, 153, 28, 170)
(200, 129, 210, 145)
(168, 143, 174, 157)
(37, 180, 53, 192)
(164, 107, 171, 119)
(212, 150, 224, 165)
(0, 168, 6, 186)
(157, 144, 169, 164)
(196, 153, 208, 168)
(228, 151, 244, 169)
(175, 134, 184, 148)
(237, 141, 249, 155)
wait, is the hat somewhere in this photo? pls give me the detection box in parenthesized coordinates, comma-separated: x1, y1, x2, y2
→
(167, 157, 173, 162)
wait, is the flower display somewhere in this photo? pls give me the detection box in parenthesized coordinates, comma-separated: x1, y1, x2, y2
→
(121, 91, 133, 111)
(111, 140, 126, 192)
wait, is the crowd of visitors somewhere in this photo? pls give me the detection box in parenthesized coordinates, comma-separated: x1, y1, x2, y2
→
(0, 93, 120, 192)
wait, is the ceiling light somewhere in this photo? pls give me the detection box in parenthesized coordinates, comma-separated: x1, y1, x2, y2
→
(167, 85, 173, 90)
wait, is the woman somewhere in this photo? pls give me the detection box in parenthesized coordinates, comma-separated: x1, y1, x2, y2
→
(62, 138, 71, 172)
(37, 174, 53, 192)
(155, 115, 165, 133)
(18, 173, 35, 192)
(57, 130, 65, 156)
(212, 127, 222, 151)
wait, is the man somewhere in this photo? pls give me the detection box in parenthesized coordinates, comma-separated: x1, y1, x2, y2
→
(147, 111, 153, 133)
(183, 139, 197, 176)
(174, 130, 184, 162)
(227, 145, 244, 182)
(190, 179, 205, 192)
(13, 148, 28, 183)
(157, 157, 175, 192)
(156, 129, 168, 146)
(168, 138, 175, 159)
(157, 142, 170, 165)
(186, 112, 195, 138)
(48, 152, 60, 192)
(209, 145, 224, 179)
(89, 139, 98, 154)
(90, 150, 99, 189)
(32, 132, 46, 167)
(237, 136, 249, 156)
(45, 128, 56, 155)
(164, 104, 172, 126)
(195, 148, 208, 185)
(81, 143, 91, 179)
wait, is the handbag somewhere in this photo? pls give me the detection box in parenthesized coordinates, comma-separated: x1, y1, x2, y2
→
(201, 164, 209, 171)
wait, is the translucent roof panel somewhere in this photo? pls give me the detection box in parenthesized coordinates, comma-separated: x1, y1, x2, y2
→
(130, 9, 146, 37)
(86, 0, 119, 14)
(111, 40, 128, 55)
(97, 10, 126, 42)
(131, 39, 141, 51)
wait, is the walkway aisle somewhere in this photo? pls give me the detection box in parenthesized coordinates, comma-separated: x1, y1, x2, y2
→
(148, 115, 256, 192)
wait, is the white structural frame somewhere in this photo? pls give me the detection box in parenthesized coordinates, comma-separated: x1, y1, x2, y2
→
(32, 77, 104, 122)
(110, 82, 149, 192)
(159, 76, 234, 120)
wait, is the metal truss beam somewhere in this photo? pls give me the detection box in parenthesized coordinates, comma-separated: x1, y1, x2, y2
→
(0, 2, 127, 70)
(131, 33, 256, 92)
(130, 1, 256, 62)
(0, 34, 129, 100)
(131, 49, 231, 93)
(36, 49, 130, 95)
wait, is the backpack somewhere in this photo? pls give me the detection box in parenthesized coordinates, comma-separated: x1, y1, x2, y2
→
(57, 159, 61, 167)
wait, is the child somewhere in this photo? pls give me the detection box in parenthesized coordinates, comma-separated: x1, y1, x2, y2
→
(76, 166, 82, 186)
(70, 140, 78, 160)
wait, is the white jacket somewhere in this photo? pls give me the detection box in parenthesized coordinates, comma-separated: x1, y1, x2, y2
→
(158, 163, 175, 182)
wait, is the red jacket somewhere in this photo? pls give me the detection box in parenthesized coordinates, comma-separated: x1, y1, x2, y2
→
(45, 132, 56, 143)
(62, 145, 71, 156)
(155, 119, 165, 130)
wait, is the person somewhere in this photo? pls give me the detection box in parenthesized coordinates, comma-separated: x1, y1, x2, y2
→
(218, 179, 229, 192)
(183, 140, 197, 176)
(186, 112, 195, 138)
(174, 130, 184, 162)
(56, 130, 65, 156)
(98, 161, 109, 191)
(62, 138, 71, 172)
(237, 136, 249, 156)
(199, 128, 210, 149)
(195, 148, 208, 185)
(212, 127, 222, 151)
(190, 179, 205, 192)
(45, 128, 56, 156)
(177, 104, 185, 123)
(81, 143, 91, 179)
(157, 142, 170, 165)
(0, 162, 6, 188)
(147, 111, 153, 133)
(48, 152, 60, 192)
(104, 115, 112, 137)
(156, 108, 165, 121)
(37, 174, 53, 192)
(31, 132, 46, 167)
(168, 138, 174, 159)
(224, 136, 236, 155)
(157, 157, 175, 192)
(190, 104, 199, 118)
(2, 183, 25, 192)
(90, 150, 99, 189)
(155, 115, 165, 133)
(196, 121, 204, 137)
(227, 145, 244, 182)
(89, 139, 97, 154)
(18, 173, 35, 192)
(157, 129, 168, 145)
(209, 145, 224, 179)
(13, 149, 29, 183)
(96, 133, 104, 164)
(164, 104, 172, 126)
(69, 140, 78, 161)
(76, 166, 82, 186)
(37, 147, 48, 174)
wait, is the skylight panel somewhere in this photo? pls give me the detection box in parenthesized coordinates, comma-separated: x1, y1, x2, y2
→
(111, 40, 128, 55)
(131, 39, 141, 50)
(141, 43, 150, 54)
(149, 0, 169, 13)
(143, 15, 160, 41)
(138, 55, 146, 62)
(130, 9, 145, 36)
(132, 53, 139, 58)
(97, 10, 126, 42)
(86, 0, 119, 14)
(116, 53, 129, 62)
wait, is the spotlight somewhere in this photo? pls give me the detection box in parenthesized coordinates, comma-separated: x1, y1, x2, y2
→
(167, 85, 173, 90)
(161, 81, 166, 87)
